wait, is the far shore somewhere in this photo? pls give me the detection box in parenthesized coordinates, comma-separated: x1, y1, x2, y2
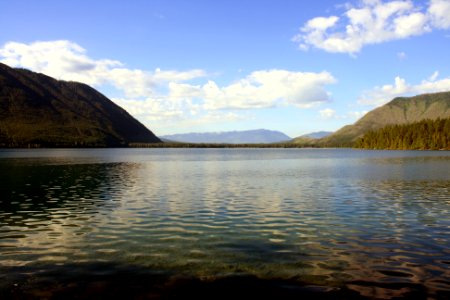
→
(0, 142, 448, 150)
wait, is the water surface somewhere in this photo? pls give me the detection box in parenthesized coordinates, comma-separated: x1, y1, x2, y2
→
(0, 149, 449, 299)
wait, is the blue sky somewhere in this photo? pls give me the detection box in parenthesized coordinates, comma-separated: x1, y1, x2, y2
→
(1, 0, 450, 137)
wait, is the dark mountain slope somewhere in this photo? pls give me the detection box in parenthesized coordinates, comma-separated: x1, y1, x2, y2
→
(0, 63, 160, 147)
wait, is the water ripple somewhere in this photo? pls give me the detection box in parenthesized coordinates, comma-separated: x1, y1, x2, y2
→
(0, 149, 449, 298)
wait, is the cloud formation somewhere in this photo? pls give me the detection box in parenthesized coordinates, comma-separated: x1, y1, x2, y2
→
(293, 0, 450, 54)
(319, 108, 337, 119)
(0, 40, 336, 130)
(169, 70, 336, 110)
(359, 71, 450, 106)
(0, 40, 206, 97)
(318, 108, 368, 120)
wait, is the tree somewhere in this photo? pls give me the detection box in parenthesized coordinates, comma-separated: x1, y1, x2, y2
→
(355, 118, 450, 150)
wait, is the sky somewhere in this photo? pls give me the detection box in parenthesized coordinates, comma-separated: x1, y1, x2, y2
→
(1, 0, 450, 138)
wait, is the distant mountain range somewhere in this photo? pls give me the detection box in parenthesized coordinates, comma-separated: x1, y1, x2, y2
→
(293, 91, 450, 146)
(0, 63, 160, 147)
(162, 129, 291, 144)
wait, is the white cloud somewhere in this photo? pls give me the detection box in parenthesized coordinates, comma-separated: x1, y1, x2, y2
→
(0, 41, 336, 112)
(168, 82, 203, 99)
(0, 40, 206, 98)
(112, 97, 192, 121)
(0, 40, 337, 132)
(113, 96, 250, 134)
(187, 111, 249, 126)
(394, 12, 429, 38)
(429, 0, 450, 29)
(359, 71, 450, 106)
(319, 108, 337, 118)
(318, 108, 368, 120)
(293, 0, 449, 54)
(179, 70, 337, 110)
(306, 16, 340, 30)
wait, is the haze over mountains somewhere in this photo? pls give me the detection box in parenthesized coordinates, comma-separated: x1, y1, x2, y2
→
(162, 129, 291, 144)
(0, 63, 160, 147)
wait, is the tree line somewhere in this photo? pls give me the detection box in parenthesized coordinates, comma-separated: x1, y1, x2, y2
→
(355, 118, 450, 150)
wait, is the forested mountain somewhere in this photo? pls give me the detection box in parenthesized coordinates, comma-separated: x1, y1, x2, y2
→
(355, 118, 450, 150)
(0, 63, 160, 147)
(319, 91, 450, 147)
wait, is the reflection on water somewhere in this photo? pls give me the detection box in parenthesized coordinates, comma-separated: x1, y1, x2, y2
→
(0, 162, 138, 216)
(0, 149, 449, 299)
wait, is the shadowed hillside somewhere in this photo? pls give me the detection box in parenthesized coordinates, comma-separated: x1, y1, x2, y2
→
(0, 63, 160, 147)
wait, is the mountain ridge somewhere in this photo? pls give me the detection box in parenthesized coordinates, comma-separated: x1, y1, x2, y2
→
(161, 129, 291, 144)
(312, 91, 450, 147)
(0, 63, 161, 147)
(300, 131, 333, 139)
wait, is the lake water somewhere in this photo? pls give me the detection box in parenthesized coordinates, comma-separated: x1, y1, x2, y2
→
(0, 148, 449, 299)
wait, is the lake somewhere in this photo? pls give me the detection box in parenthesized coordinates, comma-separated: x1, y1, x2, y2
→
(0, 148, 449, 299)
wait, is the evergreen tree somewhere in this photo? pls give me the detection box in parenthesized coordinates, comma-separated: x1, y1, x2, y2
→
(355, 118, 450, 150)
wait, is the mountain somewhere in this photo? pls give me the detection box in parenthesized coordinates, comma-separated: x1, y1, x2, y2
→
(291, 131, 333, 145)
(0, 63, 160, 147)
(302, 131, 333, 139)
(319, 91, 450, 147)
(300, 131, 333, 139)
(161, 129, 291, 144)
(355, 117, 450, 150)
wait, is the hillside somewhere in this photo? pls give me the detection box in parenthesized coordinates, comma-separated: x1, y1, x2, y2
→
(0, 63, 160, 147)
(355, 118, 450, 150)
(292, 131, 333, 144)
(301, 131, 333, 139)
(161, 129, 291, 144)
(319, 91, 450, 147)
